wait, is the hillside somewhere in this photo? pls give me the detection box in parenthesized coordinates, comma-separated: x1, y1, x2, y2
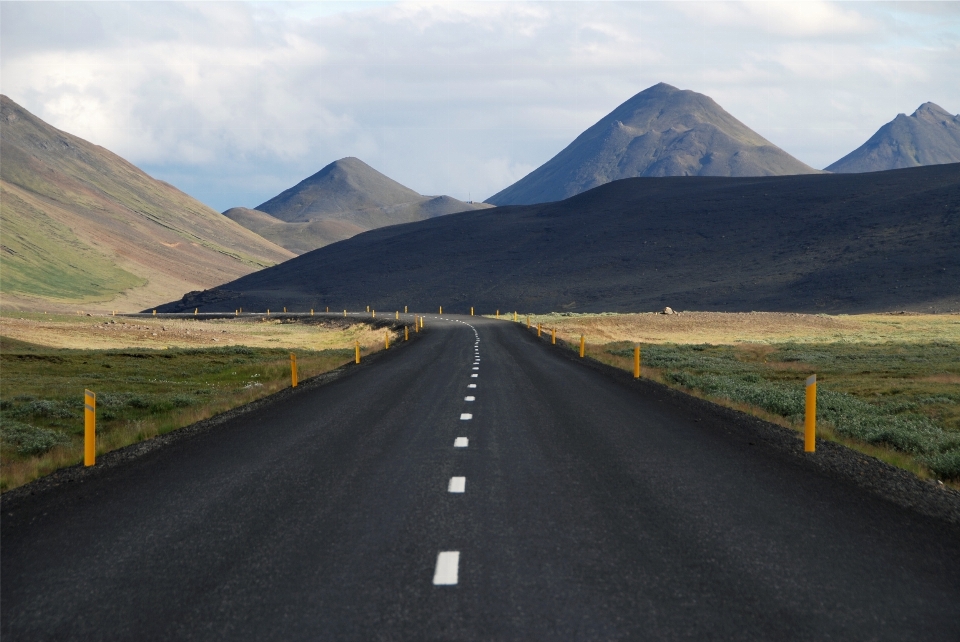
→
(826, 103, 960, 173)
(0, 95, 294, 311)
(231, 157, 492, 253)
(159, 164, 960, 315)
(487, 83, 819, 206)
(222, 207, 365, 256)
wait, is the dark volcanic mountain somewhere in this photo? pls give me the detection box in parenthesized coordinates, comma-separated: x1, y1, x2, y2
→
(161, 164, 960, 315)
(826, 103, 960, 173)
(487, 83, 819, 206)
(228, 157, 491, 253)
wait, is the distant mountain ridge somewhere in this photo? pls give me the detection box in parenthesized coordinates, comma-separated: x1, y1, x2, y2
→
(228, 157, 491, 254)
(161, 164, 960, 316)
(0, 95, 293, 311)
(826, 103, 960, 173)
(488, 83, 819, 206)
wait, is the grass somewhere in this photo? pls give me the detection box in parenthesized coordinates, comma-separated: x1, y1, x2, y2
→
(518, 313, 960, 483)
(0, 319, 402, 492)
(0, 182, 147, 301)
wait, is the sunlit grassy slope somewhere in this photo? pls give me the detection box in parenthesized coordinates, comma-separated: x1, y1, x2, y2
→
(0, 95, 294, 311)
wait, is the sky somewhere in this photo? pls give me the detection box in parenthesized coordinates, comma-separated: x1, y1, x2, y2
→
(2, 1, 958, 212)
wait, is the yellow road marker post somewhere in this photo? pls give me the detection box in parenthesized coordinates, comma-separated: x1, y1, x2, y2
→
(537, 323, 542, 337)
(405, 326, 409, 341)
(471, 307, 474, 316)
(385, 330, 390, 349)
(240, 307, 242, 314)
(552, 328, 556, 345)
(284, 307, 287, 313)
(235, 310, 238, 316)
(805, 374, 817, 452)
(84, 389, 96, 466)
(153, 310, 156, 316)
(420, 316, 424, 329)
(290, 353, 298, 387)
(634, 346, 641, 379)
(526, 316, 530, 329)
(195, 308, 198, 316)
(367, 306, 370, 312)
(326, 307, 329, 312)
(439, 306, 443, 315)
(496, 310, 500, 319)
(355, 340, 361, 364)
(415, 317, 420, 333)
(344, 310, 347, 317)
(396, 311, 399, 320)
(514, 311, 517, 322)
(580, 335, 585, 358)
(404, 306, 408, 313)
(267, 309, 270, 317)
(311, 309, 314, 316)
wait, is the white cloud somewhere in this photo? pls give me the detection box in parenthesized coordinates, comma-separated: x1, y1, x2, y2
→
(685, 1, 877, 38)
(1, 1, 958, 210)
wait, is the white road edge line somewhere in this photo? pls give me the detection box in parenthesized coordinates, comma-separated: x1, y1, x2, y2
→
(454, 437, 469, 447)
(433, 551, 460, 585)
(448, 476, 466, 493)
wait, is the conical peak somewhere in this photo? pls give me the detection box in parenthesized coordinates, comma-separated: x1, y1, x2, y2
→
(912, 102, 955, 124)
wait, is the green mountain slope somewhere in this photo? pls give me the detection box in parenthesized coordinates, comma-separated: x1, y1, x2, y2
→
(0, 95, 294, 310)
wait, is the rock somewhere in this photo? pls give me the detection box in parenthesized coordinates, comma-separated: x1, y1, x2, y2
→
(663, 306, 674, 315)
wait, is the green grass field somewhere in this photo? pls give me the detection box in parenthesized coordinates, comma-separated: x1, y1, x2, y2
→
(0, 335, 357, 491)
(592, 341, 960, 480)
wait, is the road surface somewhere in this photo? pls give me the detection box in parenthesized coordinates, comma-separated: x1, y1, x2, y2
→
(3, 315, 959, 640)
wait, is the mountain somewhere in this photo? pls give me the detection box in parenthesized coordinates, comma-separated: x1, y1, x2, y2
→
(222, 207, 365, 256)
(487, 83, 819, 206)
(0, 95, 294, 311)
(227, 157, 492, 254)
(826, 103, 960, 173)
(159, 164, 960, 315)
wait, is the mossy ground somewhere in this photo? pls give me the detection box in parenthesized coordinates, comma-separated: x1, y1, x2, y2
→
(520, 313, 960, 482)
(0, 325, 393, 491)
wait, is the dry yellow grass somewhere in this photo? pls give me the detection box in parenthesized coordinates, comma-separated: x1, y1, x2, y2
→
(520, 311, 960, 345)
(0, 312, 393, 351)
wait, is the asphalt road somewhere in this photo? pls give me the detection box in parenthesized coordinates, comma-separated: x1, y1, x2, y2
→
(3, 316, 960, 640)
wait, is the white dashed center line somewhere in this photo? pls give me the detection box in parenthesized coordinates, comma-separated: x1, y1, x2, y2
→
(460, 413, 472, 420)
(471, 373, 478, 378)
(433, 551, 460, 585)
(454, 437, 468, 447)
(468, 383, 476, 388)
(464, 396, 475, 401)
(448, 476, 466, 493)
(472, 367, 479, 370)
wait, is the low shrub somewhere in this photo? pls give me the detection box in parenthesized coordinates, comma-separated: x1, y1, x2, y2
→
(0, 419, 70, 455)
(922, 449, 960, 480)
